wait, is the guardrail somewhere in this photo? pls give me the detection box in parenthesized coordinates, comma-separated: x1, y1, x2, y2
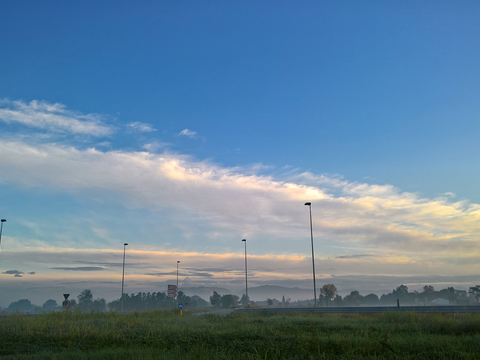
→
(233, 305, 480, 314)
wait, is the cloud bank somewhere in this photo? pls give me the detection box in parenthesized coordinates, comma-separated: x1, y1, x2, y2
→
(1, 99, 479, 305)
(0, 138, 479, 262)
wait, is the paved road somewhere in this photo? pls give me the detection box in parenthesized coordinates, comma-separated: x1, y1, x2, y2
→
(233, 305, 480, 314)
(192, 308, 235, 317)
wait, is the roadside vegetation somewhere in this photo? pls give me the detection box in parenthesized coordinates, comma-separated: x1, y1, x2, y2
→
(1, 310, 480, 359)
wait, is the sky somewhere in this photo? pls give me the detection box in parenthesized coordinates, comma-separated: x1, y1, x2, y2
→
(1, 1, 480, 307)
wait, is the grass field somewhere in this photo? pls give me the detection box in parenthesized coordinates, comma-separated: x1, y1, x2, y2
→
(1, 310, 480, 359)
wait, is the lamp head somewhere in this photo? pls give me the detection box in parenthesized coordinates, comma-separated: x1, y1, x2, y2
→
(177, 260, 180, 263)
(242, 239, 246, 242)
(304, 202, 311, 206)
(1, 219, 6, 223)
(124, 243, 128, 246)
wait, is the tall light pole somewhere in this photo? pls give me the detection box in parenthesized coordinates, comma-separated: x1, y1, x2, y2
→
(242, 239, 248, 307)
(176, 260, 180, 306)
(121, 243, 128, 312)
(0, 219, 6, 255)
(305, 202, 317, 307)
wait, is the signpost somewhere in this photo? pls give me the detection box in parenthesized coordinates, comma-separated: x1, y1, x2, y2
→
(62, 294, 70, 307)
(178, 303, 183, 316)
(168, 285, 177, 298)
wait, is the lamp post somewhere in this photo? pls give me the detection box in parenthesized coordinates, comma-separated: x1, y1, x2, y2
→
(176, 260, 180, 306)
(121, 243, 128, 312)
(242, 239, 248, 306)
(0, 219, 6, 254)
(304, 202, 317, 307)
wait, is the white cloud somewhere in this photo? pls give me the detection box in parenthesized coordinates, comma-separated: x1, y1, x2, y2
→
(179, 129, 196, 137)
(142, 141, 170, 152)
(0, 99, 113, 136)
(0, 139, 480, 262)
(128, 121, 156, 133)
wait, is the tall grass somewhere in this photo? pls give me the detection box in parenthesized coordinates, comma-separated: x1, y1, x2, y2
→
(1, 311, 480, 359)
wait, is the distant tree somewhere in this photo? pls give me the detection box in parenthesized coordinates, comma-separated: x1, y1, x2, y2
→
(91, 298, 106, 312)
(64, 299, 77, 311)
(78, 289, 94, 312)
(344, 291, 363, 306)
(363, 293, 379, 305)
(454, 289, 469, 305)
(282, 295, 285, 306)
(267, 298, 273, 306)
(221, 294, 239, 308)
(333, 295, 343, 306)
(177, 291, 191, 307)
(240, 294, 250, 306)
(423, 285, 435, 293)
(395, 285, 409, 295)
(190, 295, 209, 308)
(43, 299, 57, 311)
(107, 298, 121, 312)
(469, 285, 480, 303)
(210, 291, 221, 308)
(320, 284, 338, 306)
(7, 299, 34, 313)
(285, 297, 291, 306)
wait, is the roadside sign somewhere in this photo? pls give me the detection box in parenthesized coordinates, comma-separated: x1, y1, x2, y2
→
(63, 294, 70, 307)
(168, 284, 177, 298)
(178, 303, 184, 310)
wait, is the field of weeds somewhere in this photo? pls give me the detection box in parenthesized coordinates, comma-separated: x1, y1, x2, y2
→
(1, 310, 480, 359)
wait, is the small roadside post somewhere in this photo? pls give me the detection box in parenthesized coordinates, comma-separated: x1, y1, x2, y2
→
(178, 303, 184, 316)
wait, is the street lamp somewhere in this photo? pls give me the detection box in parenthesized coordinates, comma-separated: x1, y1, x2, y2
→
(305, 202, 317, 307)
(121, 243, 128, 312)
(176, 261, 180, 290)
(242, 239, 248, 306)
(0, 219, 6, 253)
(176, 261, 180, 306)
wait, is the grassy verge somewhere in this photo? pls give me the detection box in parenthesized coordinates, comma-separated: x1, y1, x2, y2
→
(1, 310, 479, 359)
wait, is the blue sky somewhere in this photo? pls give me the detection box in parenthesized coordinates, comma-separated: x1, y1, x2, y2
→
(1, 1, 480, 306)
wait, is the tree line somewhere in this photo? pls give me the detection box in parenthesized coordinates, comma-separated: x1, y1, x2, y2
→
(1, 289, 209, 314)
(3, 284, 479, 313)
(313, 284, 480, 307)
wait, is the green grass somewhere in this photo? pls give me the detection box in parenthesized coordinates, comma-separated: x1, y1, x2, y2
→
(1, 310, 480, 359)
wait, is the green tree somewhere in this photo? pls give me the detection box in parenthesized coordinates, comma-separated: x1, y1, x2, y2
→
(221, 294, 239, 308)
(78, 289, 93, 312)
(469, 285, 480, 303)
(363, 293, 379, 305)
(210, 291, 221, 308)
(43, 299, 57, 311)
(266, 298, 273, 306)
(423, 285, 434, 293)
(92, 298, 106, 312)
(64, 299, 77, 311)
(344, 291, 363, 306)
(320, 284, 338, 306)
(7, 299, 34, 313)
(240, 294, 250, 306)
(333, 295, 343, 306)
